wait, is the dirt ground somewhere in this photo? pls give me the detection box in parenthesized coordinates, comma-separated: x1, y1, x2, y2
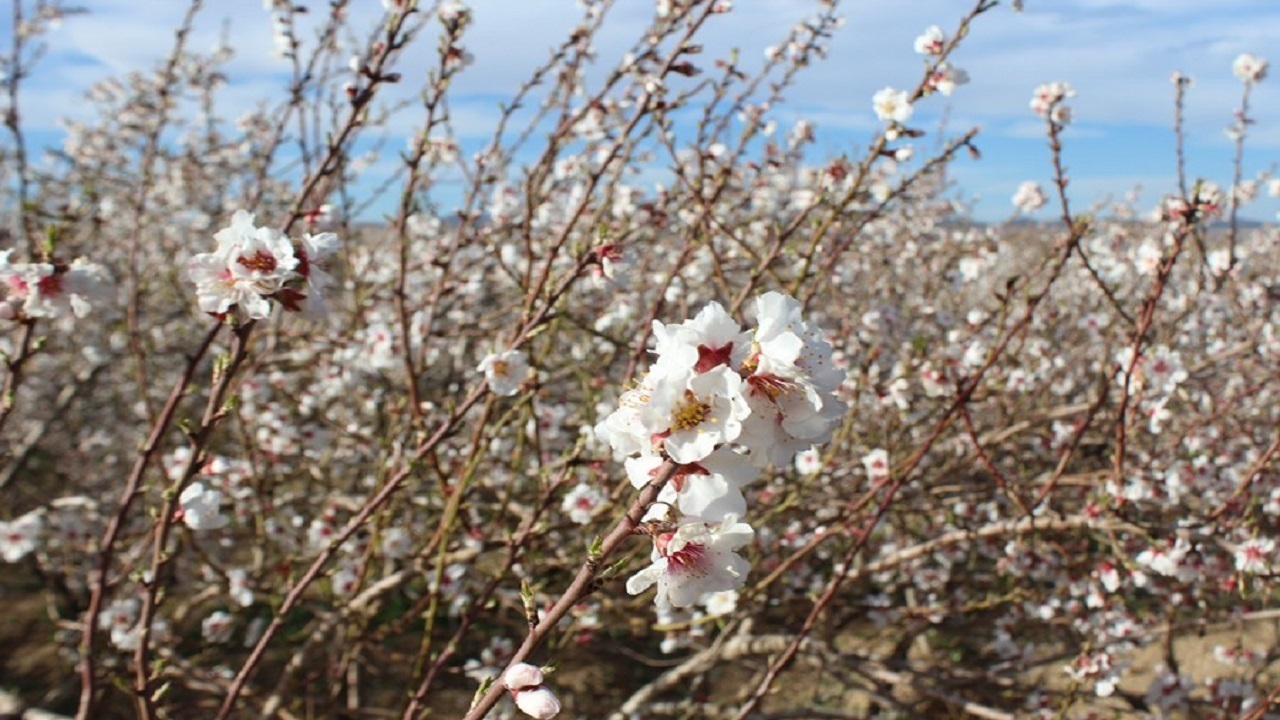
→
(3, 569, 1279, 719)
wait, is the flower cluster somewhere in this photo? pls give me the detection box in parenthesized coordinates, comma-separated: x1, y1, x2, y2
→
(1012, 180, 1047, 214)
(596, 292, 845, 611)
(1030, 81, 1074, 125)
(1158, 180, 1224, 224)
(926, 61, 969, 96)
(1232, 52, 1268, 84)
(0, 252, 109, 320)
(187, 210, 341, 320)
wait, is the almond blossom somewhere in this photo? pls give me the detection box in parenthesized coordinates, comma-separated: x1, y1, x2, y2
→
(0, 252, 110, 319)
(1233, 52, 1268, 83)
(1012, 180, 1047, 214)
(187, 210, 341, 320)
(0, 511, 42, 562)
(872, 87, 913, 124)
(913, 25, 945, 55)
(178, 481, 230, 531)
(477, 349, 530, 397)
(625, 515, 754, 609)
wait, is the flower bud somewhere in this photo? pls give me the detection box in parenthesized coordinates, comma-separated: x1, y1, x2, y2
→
(513, 686, 561, 719)
(502, 662, 544, 690)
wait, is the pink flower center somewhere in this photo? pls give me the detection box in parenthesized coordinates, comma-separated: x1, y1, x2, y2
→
(36, 274, 63, 296)
(664, 541, 707, 575)
(295, 247, 311, 278)
(694, 343, 734, 373)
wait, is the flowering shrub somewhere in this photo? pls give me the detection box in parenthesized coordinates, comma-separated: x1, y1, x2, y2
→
(0, 1, 1278, 720)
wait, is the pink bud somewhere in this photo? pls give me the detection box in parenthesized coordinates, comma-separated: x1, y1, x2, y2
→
(502, 662, 544, 690)
(513, 686, 561, 719)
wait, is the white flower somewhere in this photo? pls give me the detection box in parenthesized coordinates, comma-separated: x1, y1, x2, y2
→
(1143, 345, 1188, 395)
(1234, 538, 1274, 574)
(202, 610, 235, 644)
(737, 292, 847, 467)
(639, 365, 750, 464)
(626, 515, 754, 609)
(927, 61, 969, 96)
(913, 25, 945, 55)
(649, 300, 752, 377)
(188, 211, 300, 319)
(100, 598, 140, 633)
(185, 210, 338, 321)
(872, 87, 913, 124)
(1030, 81, 1074, 121)
(331, 560, 360, 597)
(293, 231, 342, 318)
(0, 511, 43, 562)
(0, 253, 110, 319)
(228, 568, 254, 607)
(1012, 181, 1047, 213)
(216, 210, 298, 296)
(1233, 53, 1268, 83)
(187, 248, 258, 317)
(437, 1, 468, 22)
(627, 447, 755, 522)
(595, 244, 635, 289)
(595, 374, 659, 459)
(381, 527, 413, 559)
(477, 350, 530, 397)
(862, 448, 890, 484)
(794, 446, 822, 475)
(702, 589, 739, 617)
(178, 481, 230, 531)
(751, 293, 845, 394)
(561, 482, 607, 524)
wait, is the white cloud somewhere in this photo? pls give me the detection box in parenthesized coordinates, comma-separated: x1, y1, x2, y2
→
(9, 0, 1280, 223)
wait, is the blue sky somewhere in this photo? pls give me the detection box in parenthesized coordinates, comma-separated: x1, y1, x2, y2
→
(12, 0, 1280, 222)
